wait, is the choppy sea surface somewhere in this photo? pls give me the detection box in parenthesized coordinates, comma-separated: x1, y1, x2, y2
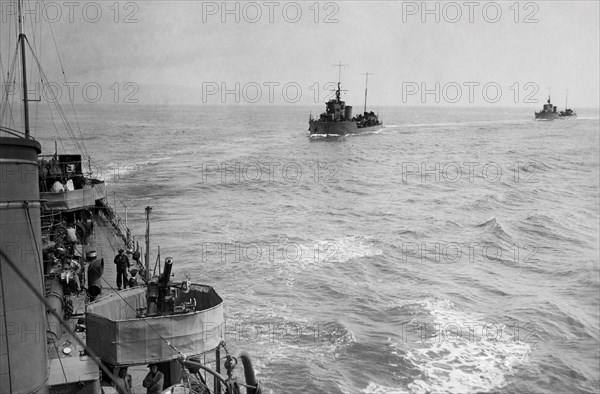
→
(34, 105, 599, 393)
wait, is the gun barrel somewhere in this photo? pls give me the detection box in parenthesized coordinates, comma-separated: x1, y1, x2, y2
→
(160, 257, 173, 285)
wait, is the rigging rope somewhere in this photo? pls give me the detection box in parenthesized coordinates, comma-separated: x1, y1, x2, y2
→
(1, 0, 88, 157)
(0, 254, 14, 392)
(25, 37, 85, 155)
(32, 0, 42, 137)
(0, 44, 20, 131)
(46, 9, 89, 159)
(0, 247, 120, 386)
(1, 0, 15, 112)
(44, 92, 67, 153)
(24, 201, 43, 269)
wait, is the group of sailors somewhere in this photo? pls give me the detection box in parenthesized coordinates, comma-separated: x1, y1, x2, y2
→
(46, 243, 84, 295)
(38, 155, 86, 192)
(114, 248, 142, 290)
(39, 156, 63, 178)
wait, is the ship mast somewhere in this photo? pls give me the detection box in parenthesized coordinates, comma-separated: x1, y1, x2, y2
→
(17, 0, 31, 138)
(145, 206, 152, 281)
(332, 61, 348, 84)
(332, 61, 348, 102)
(361, 72, 373, 114)
(565, 89, 568, 109)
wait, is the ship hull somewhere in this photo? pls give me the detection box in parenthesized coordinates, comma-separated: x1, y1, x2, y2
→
(559, 111, 577, 118)
(308, 120, 383, 136)
(534, 112, 559, 121)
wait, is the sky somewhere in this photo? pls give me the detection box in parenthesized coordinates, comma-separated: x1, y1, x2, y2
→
(1, 0, 599, 107)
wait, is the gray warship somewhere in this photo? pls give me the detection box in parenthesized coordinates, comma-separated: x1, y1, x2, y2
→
(0, 1, 262, 393)
(534, 95, 560, 121)
(309, 66, 382, 136)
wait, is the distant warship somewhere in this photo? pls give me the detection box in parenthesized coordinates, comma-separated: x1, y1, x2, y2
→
(535, 96, 560, 121)
(309, 64, 382, 136)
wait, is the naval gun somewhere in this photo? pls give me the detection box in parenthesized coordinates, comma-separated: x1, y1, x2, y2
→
(146, 257, 175, 316)
(86, 254, 224, 366)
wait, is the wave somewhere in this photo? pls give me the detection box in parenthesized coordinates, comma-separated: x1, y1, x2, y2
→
(359, 382, 406, 393)
(394, 229, 428, 239)
(468, 194, 506, 211)
(391, 119, 527, 129)
(316, 235, 383, 264)
(95, 155, 175, 182)
(348, 129, 384, 136)
(273, 235, 383, 276)
(520, 213, 587, 246)
(517, 160, 551, 173)
(475, 217, 514, 244)
(225, 308, 355, 390)
(396, 298, 531, 393)
(309, 133, 343, 140)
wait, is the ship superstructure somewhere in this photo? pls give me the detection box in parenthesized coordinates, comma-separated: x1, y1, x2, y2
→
(535, 95, 560, 121)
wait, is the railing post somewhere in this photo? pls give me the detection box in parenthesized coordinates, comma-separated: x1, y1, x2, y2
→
(215, 346, 221, 394)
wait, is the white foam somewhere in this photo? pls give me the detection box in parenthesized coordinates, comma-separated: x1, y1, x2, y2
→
(252, 236, 383, 280)
(359, 382, 408, 393)
(225, 306, 355, 368)
(394, 298, 531, 393)
(281, 235, 382, 274)
(309, 133, 342, 139)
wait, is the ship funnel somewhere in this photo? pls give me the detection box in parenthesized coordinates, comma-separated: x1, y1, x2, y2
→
(345, 106, 353, 120)
(160, 257, 174, 285)
(0, 137, 49, 393)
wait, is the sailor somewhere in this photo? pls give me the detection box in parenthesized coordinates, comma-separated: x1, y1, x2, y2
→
(127, 269, 139, 287)
(143, 363, 164, 394)
(114, 249, 130, 290)
(49, 155, 61, 176)
(64, 257, 82, 293)
(114, 367, 133, 394)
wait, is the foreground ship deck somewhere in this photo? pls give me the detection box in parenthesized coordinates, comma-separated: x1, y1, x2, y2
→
(1, 1, 261, 389)
(43, 206, 248, 393)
